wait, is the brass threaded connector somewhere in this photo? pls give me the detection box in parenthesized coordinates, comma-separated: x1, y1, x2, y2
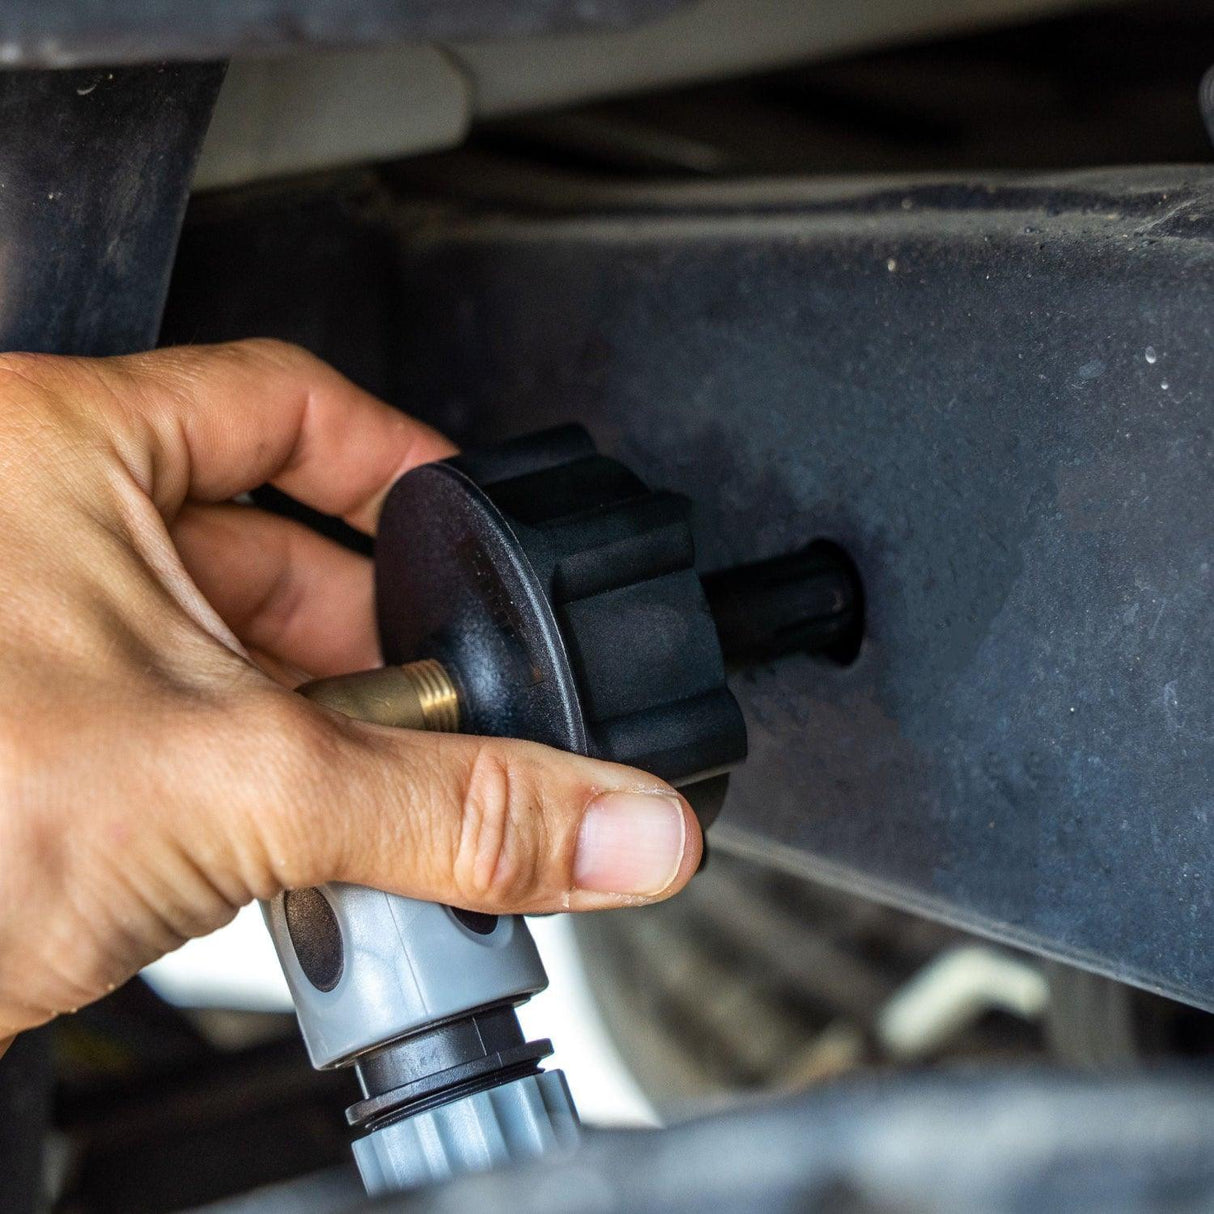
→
(405, 658, 461, 733)
(299, 658, 460, 733)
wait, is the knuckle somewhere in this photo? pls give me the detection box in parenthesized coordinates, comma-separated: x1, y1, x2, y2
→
(0, 350, 56, 388)
(201, 690, 344, 896)
(0, 713, 72, 874)
(242, 684, 322, 749)
(35, 915, 126, 1017)
(0, 741, 106, 1026)
(230, 337, 313, 373)
(0, 786, 58, 928)
(0, 354, 60, 430)
(453, 744, 550, 910)
(0, 353, 113, 460)
(0, 717, 31, 808)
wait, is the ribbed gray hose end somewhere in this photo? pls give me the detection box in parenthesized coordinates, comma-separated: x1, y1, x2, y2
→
(352, 1070, 580, 1196)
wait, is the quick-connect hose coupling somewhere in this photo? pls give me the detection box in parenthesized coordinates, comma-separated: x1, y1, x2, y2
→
(270, 426, 859, 1197)
(281, 655, 578, 1195)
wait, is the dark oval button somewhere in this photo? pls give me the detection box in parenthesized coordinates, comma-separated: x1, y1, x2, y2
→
(284, 887, 344, 991)
(448, 906, 499, 936)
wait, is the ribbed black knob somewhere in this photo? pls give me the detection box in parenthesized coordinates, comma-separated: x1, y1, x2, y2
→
(376, 425, 746, 823)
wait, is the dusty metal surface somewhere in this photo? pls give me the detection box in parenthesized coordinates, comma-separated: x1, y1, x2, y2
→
(0, 63, 224, 354)
(382, 168, 1214, 1010)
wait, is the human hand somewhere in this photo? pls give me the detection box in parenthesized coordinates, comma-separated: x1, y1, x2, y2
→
(0, 340, 701, 1054)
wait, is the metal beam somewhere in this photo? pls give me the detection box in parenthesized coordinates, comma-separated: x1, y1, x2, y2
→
(384, 167, 1214, 1010)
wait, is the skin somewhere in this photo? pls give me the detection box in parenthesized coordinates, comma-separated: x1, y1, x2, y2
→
(0, 339, 701, 1060)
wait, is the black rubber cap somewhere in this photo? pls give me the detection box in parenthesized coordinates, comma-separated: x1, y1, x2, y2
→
(375, 425, 747, 825)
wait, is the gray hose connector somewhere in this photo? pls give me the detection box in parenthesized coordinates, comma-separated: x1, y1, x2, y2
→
(265, 883, 579, 1195)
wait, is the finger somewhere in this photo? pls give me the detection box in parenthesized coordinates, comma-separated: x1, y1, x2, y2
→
(93, 339, 456, 525)
(227, 695, 703, 915)
(173, 503, 379, 676)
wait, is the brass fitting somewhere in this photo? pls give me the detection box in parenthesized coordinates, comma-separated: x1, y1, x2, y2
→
(299, 658, 460, 732)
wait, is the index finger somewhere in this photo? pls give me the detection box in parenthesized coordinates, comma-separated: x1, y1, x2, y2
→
(96, 339, 456, 529)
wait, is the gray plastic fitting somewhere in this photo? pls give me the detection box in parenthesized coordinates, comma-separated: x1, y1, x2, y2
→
(265, 884, 548, 1068)
(352, 1070, 580, 1195)
(264, 882, 579, 1194)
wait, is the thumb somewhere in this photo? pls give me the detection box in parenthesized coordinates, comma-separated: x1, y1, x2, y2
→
(236, 694, 703, 915)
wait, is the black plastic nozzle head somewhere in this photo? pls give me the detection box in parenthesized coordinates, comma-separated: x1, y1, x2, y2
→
(375, 425, 864, 829)
(702, 541, 864, 669)
(376, 425, 746, 826)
